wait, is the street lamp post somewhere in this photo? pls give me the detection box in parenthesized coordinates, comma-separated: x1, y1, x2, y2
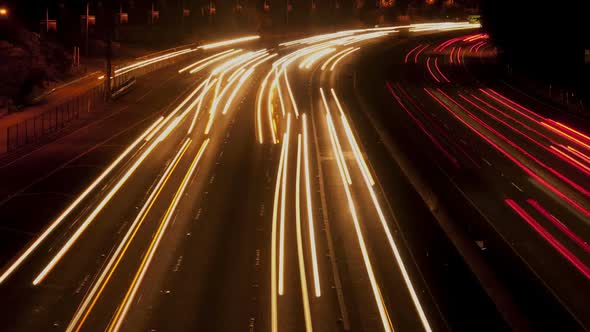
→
(85, 2, 90, 56)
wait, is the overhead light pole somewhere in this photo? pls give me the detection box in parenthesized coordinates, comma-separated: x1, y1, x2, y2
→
(85, 2, 90, 56)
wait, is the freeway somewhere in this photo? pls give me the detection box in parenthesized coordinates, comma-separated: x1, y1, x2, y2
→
(2, 22, 586, 331)
(351, 31, 590, 331)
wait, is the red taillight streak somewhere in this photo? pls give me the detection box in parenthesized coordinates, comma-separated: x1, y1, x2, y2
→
(505, 199, 590, 279)
(527, 199, 590, 253)
(483, 88, 545, 121)
(464, 33, 488, 42)
(550, 120, 590, 146)
(468, 41, 484, 53)
(462, 95, 590, 178)
(425, 88, 590, 218)
(470, 95, 554, 142)
(442, 90, 590, 198)
(474, 42, 487, 53)
(426, 57, 440, 83)
(449, 47, 455, 64)
(567, 146, 590, 164)
(396, 84, 479, 167)
(433, 58, 450, 83)
(414, 44, 429, 63)
(387, 83, 459, 168)
(405, 44, 423, 64)
(480, 90, 588, 151)
(541, 122, 590, 152)
(550, 146, 590, 174)
(435, 36, 462, 52)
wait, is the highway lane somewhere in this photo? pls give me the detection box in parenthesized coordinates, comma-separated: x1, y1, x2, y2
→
(352, 30, 590, 330)
(0, 25, 517, 332)
(311, 42, 506, 331)
(0, 36, 270, 330)
(0, 63, 208, 277)
(250, 24, 498, 332)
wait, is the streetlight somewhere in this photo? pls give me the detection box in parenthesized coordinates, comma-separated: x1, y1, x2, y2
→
(0, 7, 8, 17)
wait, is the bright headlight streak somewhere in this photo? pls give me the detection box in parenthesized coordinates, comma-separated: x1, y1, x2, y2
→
(142, 116, 165, 141)
(279, 31, 355, 47)
(283, 68, 299, 118)
(213, 51, 266, 104)
(203, 53, 254, 134)
(342, 32, 390, 46)
(221, 68, 254, 115)
(227, 67, 245, 84)
(204, 77, 223, 135)
(271, 132, 288, 332)
(331, 89, 374, 185)
(304, 48, 336, 70)
(541, 122, 590, 152)
(179, 49, 236, 73)
(279, 114, 292, 295)
(335, 97, 432, 332)
(217, 51, 265, 83)
(145, 79, 212, 141)
(302, 114, 321, 297)
(119, 49, 191, 72)
(410, 23, 479, 32)
(108, 139, 209, 332)
(0, 116, 162, 285)
(188, 49, 243, 74)
(330, 47, 360, 72)
(298, 45, 334, 69)
(274, 46, 315, 68)
(187, 78, 215, 134)
(326, 112, 393, 332)
(234, 50, 270, 71)
(158, 103, 194, 142)
(198, 35, 260, 50)
(274, 69, 287, 118)
(211, 51, 260, 76)
(33, 120, 171, 285)
(267, 78, 277, 137)
(251, 53, 277, 68)
(65, 138, 192, 332)
(205, 52, 265, 130)
(278, 43, 330, 70)
(210, 69, 244, 117)
(321, 47, 354, 71)
(257, 70, 273, 144)
(320, 88, 351, 185)
(117, 49, 194, 75)
(566, 146, 590, 163)
(340, 114, 375, 186)
(296, 134, 314, 332)
(112, 48, 195, 77)
(156, 116, 181, 143)
(145, 114, 176, 142)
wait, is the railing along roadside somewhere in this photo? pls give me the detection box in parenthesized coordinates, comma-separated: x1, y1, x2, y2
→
(2, 83, 106, 155)
(1, 45, 199, 157)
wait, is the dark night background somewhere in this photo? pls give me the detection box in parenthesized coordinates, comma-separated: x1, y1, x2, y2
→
(0, 0, 588, 106)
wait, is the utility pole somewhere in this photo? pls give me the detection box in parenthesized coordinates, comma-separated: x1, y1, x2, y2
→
(45, 7, 49, 33)
(104, 0, 114, 99)
(85, 2, 90, 56)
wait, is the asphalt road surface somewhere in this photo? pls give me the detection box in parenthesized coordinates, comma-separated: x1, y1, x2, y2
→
(0, 23, 588, 332)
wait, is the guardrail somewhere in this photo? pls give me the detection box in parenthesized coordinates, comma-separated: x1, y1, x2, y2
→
(2, 83, 106, 155)
(1, 46, 198, 157)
